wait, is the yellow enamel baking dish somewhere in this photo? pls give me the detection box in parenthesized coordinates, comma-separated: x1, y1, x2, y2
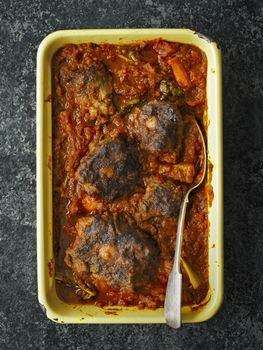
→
(36, 29, 223, 324)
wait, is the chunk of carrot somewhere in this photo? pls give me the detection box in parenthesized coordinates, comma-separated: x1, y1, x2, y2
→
(168, 57, 190, 88)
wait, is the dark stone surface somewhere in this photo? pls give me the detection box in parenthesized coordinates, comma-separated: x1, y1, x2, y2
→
(0, 0, 263, 349)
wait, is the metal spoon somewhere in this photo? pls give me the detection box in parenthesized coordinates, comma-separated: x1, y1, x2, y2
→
(164, 119, 207, 329)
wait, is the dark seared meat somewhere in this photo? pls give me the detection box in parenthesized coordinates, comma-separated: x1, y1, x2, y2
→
(65, 215, 160, 291)
(77, 139, 142, 201)
(141, 179, 186, 218)
(127, 100, 184, 154)
(60, 61, 115, 118)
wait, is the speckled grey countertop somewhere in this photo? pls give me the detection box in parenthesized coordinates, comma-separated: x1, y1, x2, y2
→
(0, 0, 263, 349)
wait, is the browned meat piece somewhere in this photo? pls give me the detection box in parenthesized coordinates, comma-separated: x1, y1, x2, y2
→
(77, 139, 142, 201)
(141, 179, 186, 218)
(61, 62, 115, 118)
(65, 215, 160, 292)
(127, 100, 184, 154)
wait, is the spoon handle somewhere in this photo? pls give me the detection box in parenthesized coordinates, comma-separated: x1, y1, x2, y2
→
(164, 271, 182, 328)
(164, 194, 189, 329)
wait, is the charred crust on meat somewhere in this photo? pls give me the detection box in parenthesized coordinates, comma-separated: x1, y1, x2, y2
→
(127, 99, 184, 154)
(65, 215, 160, 291)
(77, 138, 143, 201)
(141, 179, 186, 218)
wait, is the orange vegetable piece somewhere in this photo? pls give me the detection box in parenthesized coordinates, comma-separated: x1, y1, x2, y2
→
(168, 57, 190, 88)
